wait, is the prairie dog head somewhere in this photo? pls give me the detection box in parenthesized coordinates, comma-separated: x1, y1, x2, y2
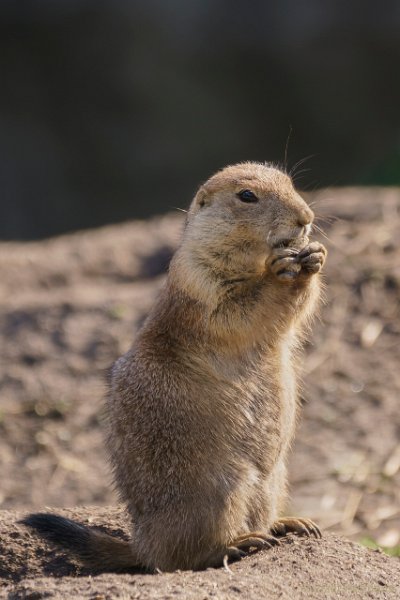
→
(181, 162, 314, 278)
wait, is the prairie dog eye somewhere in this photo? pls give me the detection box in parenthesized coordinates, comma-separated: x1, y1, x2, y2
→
(237, 189, 258, 203)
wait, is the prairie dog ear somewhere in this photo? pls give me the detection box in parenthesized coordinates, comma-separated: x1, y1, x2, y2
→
(193, 186, 210, 209)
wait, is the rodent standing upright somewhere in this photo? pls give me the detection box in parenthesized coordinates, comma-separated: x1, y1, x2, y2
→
(23, 162, 327, 572)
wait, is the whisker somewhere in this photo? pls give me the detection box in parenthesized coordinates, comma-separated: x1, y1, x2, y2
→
(292, 168, 312, 182)
(314, 215, 341, 225)
(321, 217, 340, 226)
(307, 200, 319, 209)
(313, 222, 348, 253)
(312, 222, 324, 233)
(289, 154, 316, 178)
(298, 179, 321, 192)
(171, 206, 188, 213)
(284, 125, 293, 172)
(308, 196, 343, 207)
(312, 223, 331, 243)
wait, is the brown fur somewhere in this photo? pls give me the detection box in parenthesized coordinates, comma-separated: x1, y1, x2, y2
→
(24, 162, 326, 572)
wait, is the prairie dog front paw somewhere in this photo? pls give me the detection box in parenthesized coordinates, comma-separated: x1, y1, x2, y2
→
(297, 242, 327, 274)
(268, 248, 302, 281)
(268, 242, 327, 282)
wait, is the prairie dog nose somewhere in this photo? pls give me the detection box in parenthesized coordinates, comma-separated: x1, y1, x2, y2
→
(297, 207, 314, 227)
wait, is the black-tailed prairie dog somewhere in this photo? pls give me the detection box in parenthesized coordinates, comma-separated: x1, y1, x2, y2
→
(23, 162, 326, 572)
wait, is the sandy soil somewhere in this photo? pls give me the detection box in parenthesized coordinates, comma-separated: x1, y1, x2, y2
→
(1, 507, 400, 599)
(1, 188, 400, 597)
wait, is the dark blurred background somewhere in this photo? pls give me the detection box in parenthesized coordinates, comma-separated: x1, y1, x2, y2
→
(1, 0, 400, 240)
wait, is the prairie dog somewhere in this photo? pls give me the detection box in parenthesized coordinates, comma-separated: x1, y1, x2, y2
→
(23, 162, 326, 572)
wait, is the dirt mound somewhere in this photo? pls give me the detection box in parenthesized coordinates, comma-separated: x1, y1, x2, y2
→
(1, 507, 399, 599)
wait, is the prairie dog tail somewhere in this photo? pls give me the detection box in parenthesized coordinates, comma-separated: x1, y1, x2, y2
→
(21, 513, 139, 571)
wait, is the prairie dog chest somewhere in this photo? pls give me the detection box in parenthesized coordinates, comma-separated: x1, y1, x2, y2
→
(210, 346, 296, 459)
(278, 336, 298, 442)
(243, 340, 298, 459)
